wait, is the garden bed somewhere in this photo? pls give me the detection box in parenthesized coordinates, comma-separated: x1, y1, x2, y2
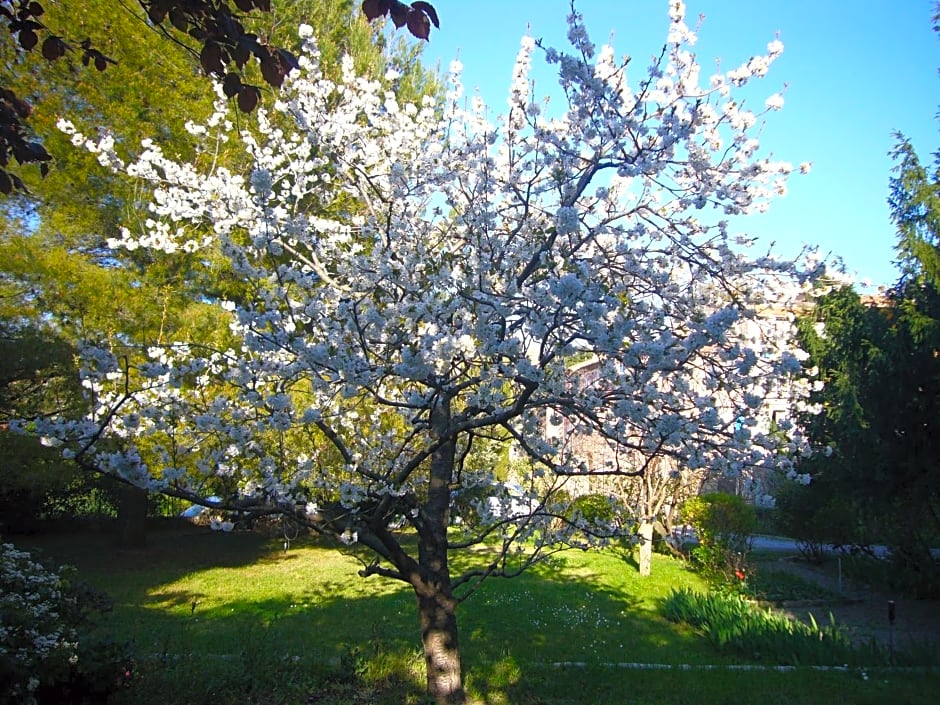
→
(754, 554, 940, 651)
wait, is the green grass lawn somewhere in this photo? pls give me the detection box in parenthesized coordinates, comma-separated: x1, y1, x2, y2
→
(13, 523, 939, 705)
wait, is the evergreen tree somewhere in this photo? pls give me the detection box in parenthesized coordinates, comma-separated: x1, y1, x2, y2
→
(786, 130, 939, 594)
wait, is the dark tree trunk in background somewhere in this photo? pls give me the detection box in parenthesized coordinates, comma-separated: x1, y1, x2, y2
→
(116, 484, 148, 548)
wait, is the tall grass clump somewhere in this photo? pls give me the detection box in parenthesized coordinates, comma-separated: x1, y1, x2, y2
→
(662, 587, 884, 666)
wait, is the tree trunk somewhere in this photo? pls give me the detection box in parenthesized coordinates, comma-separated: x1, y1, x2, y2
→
(413, 393, 465, 704)
(637, 520, 654, 577)
(116, 483, 148, 548)
(417, 587, 465, 705)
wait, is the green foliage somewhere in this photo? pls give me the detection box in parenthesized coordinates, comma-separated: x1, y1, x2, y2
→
(0, 542, 134, 705)
(0, 325, 99, 530)
(662, 587, 891, 667)
(569, 492, 621, 526)
(752, 506, 780, 535)
(790, 281, 939, 595)
(681, 492, 756, 583)
(773, 480, 870, 563)
(682, 493, 757, 547)
(0, 453, 120, 530)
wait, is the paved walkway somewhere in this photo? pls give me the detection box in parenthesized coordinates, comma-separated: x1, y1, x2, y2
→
(750, 535, 899, 558)
(753, 547, 940, 652)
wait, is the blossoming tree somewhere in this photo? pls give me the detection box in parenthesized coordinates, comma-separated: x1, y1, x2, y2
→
(555, 298, 815, 577)
(34, 3, 818, 702)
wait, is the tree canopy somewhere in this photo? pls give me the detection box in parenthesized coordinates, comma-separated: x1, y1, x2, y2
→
(0, 0, 440, 527)
(0, 0, 439, 191)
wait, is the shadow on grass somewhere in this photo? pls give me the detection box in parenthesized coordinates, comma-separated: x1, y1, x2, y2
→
(15, 518, 278, 573)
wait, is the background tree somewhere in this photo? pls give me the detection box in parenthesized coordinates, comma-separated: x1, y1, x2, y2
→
(0, 325, 90, 530)
(784, 14, 939, 595)
(555, 293, 804, 579)
(789, 277, 938, 594)
(880, 120, 939, 593)
(33, 5, 816, 703)
(784, 285, 886, 550)
(787, 160, 939, 590)
(608, 456, 704, 574)
(890, 135, 940, 287)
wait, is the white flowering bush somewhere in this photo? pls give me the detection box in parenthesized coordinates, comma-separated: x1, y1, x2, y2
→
(32, 3, 823, 702)
(0, 543, 132, 705)
(0, 542, 80, 704)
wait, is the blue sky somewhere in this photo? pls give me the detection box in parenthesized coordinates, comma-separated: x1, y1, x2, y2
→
(419, 1, 938, 289)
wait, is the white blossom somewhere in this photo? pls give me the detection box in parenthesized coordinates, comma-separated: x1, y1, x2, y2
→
(33, 1, 818, 601)
(765, 93, 785, 111)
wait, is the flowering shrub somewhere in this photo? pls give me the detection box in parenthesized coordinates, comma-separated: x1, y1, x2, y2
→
(0, 542, 79, 704)
(681, 492, 756, 585)
(0, 542, 133, 705)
